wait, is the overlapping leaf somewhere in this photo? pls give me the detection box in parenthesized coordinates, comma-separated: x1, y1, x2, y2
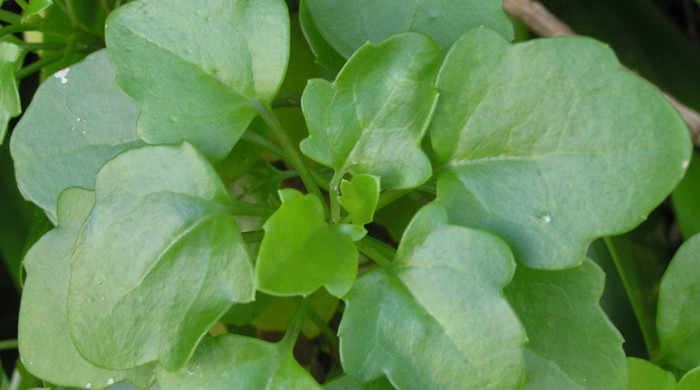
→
(255, 189, 364, 297)
(18, 188, 154, 390)
(105, 0, 289, 160)
(303, 0, 513, 59)
(626, 358, 675, 390)
(68, 143, 254, 372)
(339, 203, 525, 390)
(672, 151, 700, 239)
(11, 50, 142, 220)
(0, 42, 21, 144)
(432, 27, 692, 268)
(324, 376, 394, 390)
(657, 233, 700, 372)
(338, 174, 380, 226)
(156, 335, 320, 390)
(504, 259, 626, 390)
(300, 32, 439, 190)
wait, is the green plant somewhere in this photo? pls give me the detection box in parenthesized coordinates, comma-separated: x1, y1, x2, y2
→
(2, 0, 700, 389)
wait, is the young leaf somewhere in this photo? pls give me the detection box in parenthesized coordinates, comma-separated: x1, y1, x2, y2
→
(11, 50, 142, 220)
(251, 289, 338, 339)
(300, 32, 439, 190)
(156, 335, 321, 390)
(67, 143, 254, 372)
(338, 174, 380, 226)
(0, 42, 21, 145)
(671, 151, 700, 239)
(504, 259, 626, 390)
(18, 188, 154, 390)
(626, 358, 675, 390)
(303, 0, 513, 58)
(105, 0, 289, 161)
(432, 27, 692, 269)
(657, 233, 700, 372)
(339, 203, 526, 390)
(255, 189, 364, 297)
(679, 366, 700, 390)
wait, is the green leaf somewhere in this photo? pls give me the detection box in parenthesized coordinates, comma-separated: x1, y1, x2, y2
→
(18, 188, 154, 390)
(0, 42, 21, 145)
(626, 358, 675, 390)
(255, 189, 364, 297)
(22, 0, 53, 22)
(227, 161, 282, 233)
(504, 259, 626, 390)
(324, 375, 394, 390)
(432, 27, 692, 269)
(156, 334, 321, 390)
(105, 0, 289, 160)
(11, 50, 143, 221)
(251, 289, 338, 339)
(374, 193, 425, 242)
(67, 143, 254, 371)
(298, 0, 346, 71)
(657, 233, 700, 372)
(300, 32, 439, 190)
(303, 0, 513, 58)
(338, 174, 380, 226)
(679, 366, 700, 390)
(672, 151, 700, 239)
(339, 203, 525, 390)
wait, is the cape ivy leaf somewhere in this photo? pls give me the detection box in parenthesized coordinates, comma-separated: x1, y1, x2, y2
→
(18, 188, 154, 390)
(298, 0, 346, 72)
(339, 203, 526, 390)
(657, 233, 700, 372)
(0, 42, 21, 145)
(504, 259, 626, 390)
(324, 375, 395, 390)
(22, 0, 53, 22)
(105, 0, 289, 161)
(679, 366, 700, 390)
(338, 174, 380, 226)
(671, 151, 700, 239)
(252, 289, 339, 339)
(300, 32, 439, 190)
(626, 358, 675, 390)
(156, 335, 321, 390)
(68, 143, 254, 372)
(432, 27, 692, 269)
(255, 189, 364, 297)
(10, 50, 143, 221)
(303, 0, 513, 59)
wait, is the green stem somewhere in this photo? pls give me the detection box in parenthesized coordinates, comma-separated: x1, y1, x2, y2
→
(229, 200, 274, 217)
(241, 230, 264, 244)
(604, 237, 657, 356)
(0, 339, 18, 351)
(19, 43, 66, 51)
(255, 103, 323, 201)
(306, 307, 340, 354)
(329, 172, 343, 223)
(15, 50, 64, 80)
(376, 189, 412, 211)
(241, 130, 292, 161)
(60, 33, 77, 68)
(356, 236, 394, 268)
(279, 296, 310, 355)
(0, 10, 21, 25)
(14, 0, 28, 10)
(0, 23, 39, 39)
(271, 92, 301, 109)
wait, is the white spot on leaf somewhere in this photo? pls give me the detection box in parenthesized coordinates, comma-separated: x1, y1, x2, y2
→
(683, 160, 690, 169)
(107, 378, 115, 385)
(539, 213, 552, 224)
(54, 68, 70, 84)
(86, 383, 91, 389)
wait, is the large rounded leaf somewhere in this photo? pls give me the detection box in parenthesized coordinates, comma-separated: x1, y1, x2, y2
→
(68, 143, 254, 372)
(10, 50, 142, 220)
(300, 33, 439, 190)
(18, 188, 154, 390)
(505, 260, 626, 390)
(303, 0, 513, 58)
(339, 203, 526, 390)
(432, 27, 692, 269)
(105, 0, 289, 160)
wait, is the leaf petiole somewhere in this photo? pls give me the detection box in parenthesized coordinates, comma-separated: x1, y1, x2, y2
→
(15, 50, 64, 80)
(279, 296, 311, 355)
(355, 236, 394, 268)
(0, 339, 18, 351)
(0, 10, 21, 25)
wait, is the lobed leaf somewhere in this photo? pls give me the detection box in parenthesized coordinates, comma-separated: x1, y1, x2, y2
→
(105, 0, 289, 160)
(300, 32, 439, 190)
(504, 259, 626, 390)
(67, 143, 254, 372)
(339, 203, 526, 390)
(0, 42, 21, 145)
(156, 335, 320, 390)
(338, 174, 380, 226)
(255, 189, 364, 297)
(11, 50, 143, 221)
(432, 27, 692, 269)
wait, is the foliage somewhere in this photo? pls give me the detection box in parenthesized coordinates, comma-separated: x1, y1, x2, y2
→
(1, 0, 699, 389)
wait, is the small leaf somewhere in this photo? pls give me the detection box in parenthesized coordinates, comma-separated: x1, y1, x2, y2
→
(339, 203, 526, 390)
(657, 233, 700, 372)
(18, 188, 154, 390)
(505, 259, 626, 390)
(105, 0, 289, 160)
(0, 42, 21, 145)
(324, 375, 394, 390)
(672, 150, 700, 239)
(433, 27, 692, 268)
(255, 189, 363, 297)
(679, 366, 700, 390)
(252, 289, 339, 339)
(11, 50, 143, 220)
(338, 174, 380, 226)
(303, 0, 513, 58)
(22, 0, 53, 22)
(68, 143, 254, 371)
(626, 358, 675, 390)
(156, 334, 320, 390)
(300, 32, 439, 190)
